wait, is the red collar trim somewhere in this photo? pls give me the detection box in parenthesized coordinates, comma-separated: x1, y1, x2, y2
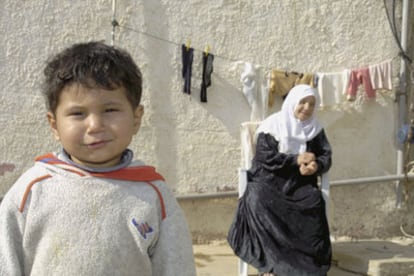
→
(35, 153, 165, 182)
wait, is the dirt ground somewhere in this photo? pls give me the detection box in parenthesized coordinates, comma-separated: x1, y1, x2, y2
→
(193, 241, 360, 276)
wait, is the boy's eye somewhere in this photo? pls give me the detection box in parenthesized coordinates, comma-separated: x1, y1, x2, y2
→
(105, 108, 118, 112)
(69, 111, 84, 116)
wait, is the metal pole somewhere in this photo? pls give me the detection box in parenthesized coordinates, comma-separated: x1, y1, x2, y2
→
(396, 0, 410, 208)
(111, 0, 117, 46)
(176, 173, 414, 200)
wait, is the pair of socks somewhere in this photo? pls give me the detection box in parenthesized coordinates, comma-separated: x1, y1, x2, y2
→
(181, 44, 214, 102)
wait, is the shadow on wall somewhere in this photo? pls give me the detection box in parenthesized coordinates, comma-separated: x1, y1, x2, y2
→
(0, 163, 15, 177)
(187, 63, 283, 140)
(142, 2, 179, 189)
(187, 72, 259, 140)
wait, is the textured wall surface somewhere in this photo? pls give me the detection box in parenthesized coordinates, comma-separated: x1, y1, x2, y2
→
(1, 0, 413, 238)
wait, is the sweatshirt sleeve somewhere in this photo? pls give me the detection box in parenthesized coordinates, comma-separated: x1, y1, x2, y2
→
(150, 187, 196, 276)
(0, 195, 25, 276)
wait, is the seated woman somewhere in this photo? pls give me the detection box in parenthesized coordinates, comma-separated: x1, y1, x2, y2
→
(228, 84, 332, 276)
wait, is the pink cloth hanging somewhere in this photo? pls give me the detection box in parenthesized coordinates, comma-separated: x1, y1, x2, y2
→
(346, 67, 375, 101)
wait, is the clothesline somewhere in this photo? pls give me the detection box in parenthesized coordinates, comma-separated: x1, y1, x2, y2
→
(117, 23, 240, 63)
(116, 22, 400, 79)
(114, 21, 400, 118)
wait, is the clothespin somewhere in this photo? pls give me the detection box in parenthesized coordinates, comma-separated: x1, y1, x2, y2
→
(185, 40, 191, 51)
(204, 45, 211, 56)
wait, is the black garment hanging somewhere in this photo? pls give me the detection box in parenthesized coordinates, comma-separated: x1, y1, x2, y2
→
(181, 44, 194, 94)
(200, 52, 214, 102)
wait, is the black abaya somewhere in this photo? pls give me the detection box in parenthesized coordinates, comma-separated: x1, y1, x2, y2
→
(227, 130, 332, 276)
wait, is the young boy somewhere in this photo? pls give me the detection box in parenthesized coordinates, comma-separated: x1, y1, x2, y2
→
(0, 41, 196, 276)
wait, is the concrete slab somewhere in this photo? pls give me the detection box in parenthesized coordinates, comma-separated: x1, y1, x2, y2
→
(333, 238, 414, 276)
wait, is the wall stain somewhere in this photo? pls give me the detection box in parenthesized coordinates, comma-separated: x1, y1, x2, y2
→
(0, 163, 15, 176)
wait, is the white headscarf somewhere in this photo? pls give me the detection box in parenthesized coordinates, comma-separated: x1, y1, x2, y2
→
(256, 84, 322, 154)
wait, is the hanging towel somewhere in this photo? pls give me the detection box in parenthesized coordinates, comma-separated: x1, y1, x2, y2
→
(347, 67, 375, 101)
(181, 44, 194, 94)
(200, 52, 214, 102)
(268, 70, 298, 106)
(317, 70, 350, 107)
(368, 59, 393, 90)
(295, 73, 316, 87)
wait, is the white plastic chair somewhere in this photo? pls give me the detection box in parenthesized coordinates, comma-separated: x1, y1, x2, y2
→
(237, 122, 330, 276)
(237, 122, 259, 276)
(237, 168, 249, 276)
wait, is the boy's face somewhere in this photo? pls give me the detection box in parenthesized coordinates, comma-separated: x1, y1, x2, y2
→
(47, 83, 143, 168)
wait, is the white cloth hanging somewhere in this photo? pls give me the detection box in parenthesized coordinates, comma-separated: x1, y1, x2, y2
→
(240, 62, 268, 121)
(317, 70, 350, 107)
(368, 59, 393, 90)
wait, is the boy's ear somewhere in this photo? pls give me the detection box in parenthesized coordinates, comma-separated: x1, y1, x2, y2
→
(47, 112, 60, 141)
(133, 105, 144, 134)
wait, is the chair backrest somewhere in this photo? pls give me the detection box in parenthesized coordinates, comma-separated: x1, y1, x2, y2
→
(240, 121, 261, 170)
(239, 122, 261, 198)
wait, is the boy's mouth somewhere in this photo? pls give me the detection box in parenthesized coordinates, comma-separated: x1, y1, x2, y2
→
(86, 140, 107, 149)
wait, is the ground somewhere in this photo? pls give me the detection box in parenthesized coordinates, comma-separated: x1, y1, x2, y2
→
(193, 238, 414, 276)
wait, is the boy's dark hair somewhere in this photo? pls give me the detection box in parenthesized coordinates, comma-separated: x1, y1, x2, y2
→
(43, 41, 142, 113)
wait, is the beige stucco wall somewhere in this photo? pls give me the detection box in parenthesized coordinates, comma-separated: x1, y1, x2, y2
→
(1, 0, 413, 240)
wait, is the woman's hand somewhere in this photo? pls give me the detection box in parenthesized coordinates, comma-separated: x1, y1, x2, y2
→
(297, 152, 315, 166)
(299, 160, 318, 176)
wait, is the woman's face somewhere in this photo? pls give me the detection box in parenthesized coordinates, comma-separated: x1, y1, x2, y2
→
(294, 95, 315, 121)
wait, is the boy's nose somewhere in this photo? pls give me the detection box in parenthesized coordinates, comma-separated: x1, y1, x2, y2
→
(87, 114, 105, 132)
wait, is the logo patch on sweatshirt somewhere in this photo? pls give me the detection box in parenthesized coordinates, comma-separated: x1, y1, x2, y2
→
(132, 218, 153, 239)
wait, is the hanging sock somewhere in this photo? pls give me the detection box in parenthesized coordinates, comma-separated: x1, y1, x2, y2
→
(181, 44, 194, 94)
(200, 52, 214, 102)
